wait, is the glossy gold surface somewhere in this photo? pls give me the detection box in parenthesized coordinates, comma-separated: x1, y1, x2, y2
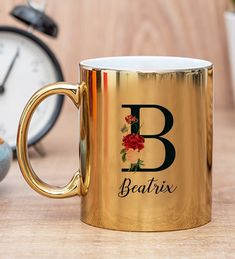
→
(79, 65, 213, 231)
(17, 62, 213, 231)
(17, 82, 86, 198)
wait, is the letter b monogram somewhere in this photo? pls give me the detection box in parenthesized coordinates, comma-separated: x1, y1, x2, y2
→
(122, 105, 175, 172)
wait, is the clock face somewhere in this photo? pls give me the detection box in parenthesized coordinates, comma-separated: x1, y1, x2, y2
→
(0, 27, 63, 149)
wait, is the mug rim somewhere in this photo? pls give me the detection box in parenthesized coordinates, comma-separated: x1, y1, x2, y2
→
(79, 56, 213, 73)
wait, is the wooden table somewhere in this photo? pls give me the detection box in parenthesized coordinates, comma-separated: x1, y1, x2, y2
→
(0, 105, 234, 258)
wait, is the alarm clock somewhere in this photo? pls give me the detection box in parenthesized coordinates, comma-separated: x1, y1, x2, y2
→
(0, 4, 64, 152)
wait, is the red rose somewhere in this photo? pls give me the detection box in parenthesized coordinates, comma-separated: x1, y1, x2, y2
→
(122, 133, 145, 151)
(125, 115, 137, 124)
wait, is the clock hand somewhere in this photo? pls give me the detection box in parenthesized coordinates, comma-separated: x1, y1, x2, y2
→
(0, 47, 20, 94)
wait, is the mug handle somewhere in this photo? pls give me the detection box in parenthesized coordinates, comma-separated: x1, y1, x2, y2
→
(17, 82, 86, 198)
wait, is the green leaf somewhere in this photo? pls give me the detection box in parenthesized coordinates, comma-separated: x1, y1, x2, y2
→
(128, 159, 144, 172)
(137, 159, 144, 167)
(120, 148, 126, 154)
(129, 162, 139, 172)
(121, 124, 128, 133)
(129, 163, 136, 171)
(122, 152, 127, 162)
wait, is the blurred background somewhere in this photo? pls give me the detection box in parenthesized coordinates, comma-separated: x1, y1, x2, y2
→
(0, 1, 234, 257)
(0, 0, 234, 174)
(0, 0, 233, 109)
(1, 0, 234, 184)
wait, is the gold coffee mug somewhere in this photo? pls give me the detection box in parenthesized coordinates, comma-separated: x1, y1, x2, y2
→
(17, 56, 213, 231)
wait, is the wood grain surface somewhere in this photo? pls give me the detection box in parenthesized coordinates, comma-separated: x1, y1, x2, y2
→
(0, 107, 234, 259)
(0, 0, 233, 108)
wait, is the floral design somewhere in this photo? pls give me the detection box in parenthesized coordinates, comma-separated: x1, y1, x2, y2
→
(122, 134, 145, 151)
(120, 115, 145, 172)
(125, 114, 137, 124)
